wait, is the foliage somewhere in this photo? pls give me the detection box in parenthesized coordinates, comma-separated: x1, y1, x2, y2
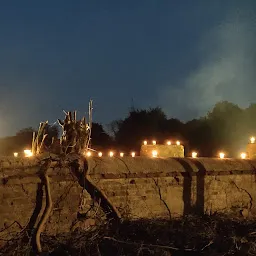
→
(1, 100, 256, 157)
(2, 215, 256, 255)
(112, 101, 256, 157)
(114, 107, 169, 151)
(91, 123, 113, 149)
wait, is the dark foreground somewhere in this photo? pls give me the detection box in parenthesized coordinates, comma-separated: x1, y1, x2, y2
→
(1, 214, 256, 256)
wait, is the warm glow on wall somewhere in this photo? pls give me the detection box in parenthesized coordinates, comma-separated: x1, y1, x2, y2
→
(24, 149, 33, 157)
(120, 152, 124, 157)
(192, 152, 197, 158)
(240, 152, 247, 159)
(13, 152, 18, 157)
(167, 141, 171, 145)
(109, 151, 114, 157)
(250, 137, 255, 144)
(98, 152, 102, 157)
(131, 152, 135, 157)
(143, 140, 147, 145)
(219, 152, 225, 159)
(152, 150, 158, 158)
(152, 140, 156, 145)
(176, 141, 180, 146)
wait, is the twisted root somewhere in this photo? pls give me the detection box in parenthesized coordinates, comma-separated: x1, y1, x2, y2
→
(35, 171, 52, 254)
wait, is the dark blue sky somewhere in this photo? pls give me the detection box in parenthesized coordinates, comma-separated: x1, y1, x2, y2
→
(0, 0, 255, 136)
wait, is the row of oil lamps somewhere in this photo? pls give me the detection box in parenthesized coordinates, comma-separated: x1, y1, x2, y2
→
(15, 149, 247, 159)
(143, 136, 256, 145)
(12, 136, 256, 159)
(83, 150, 247, 159)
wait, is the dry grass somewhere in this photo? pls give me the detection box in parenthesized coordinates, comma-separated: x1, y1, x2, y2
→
(2, 214, 256, 255)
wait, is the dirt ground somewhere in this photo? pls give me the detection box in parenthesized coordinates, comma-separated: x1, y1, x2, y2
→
(1, 214, 256, 256)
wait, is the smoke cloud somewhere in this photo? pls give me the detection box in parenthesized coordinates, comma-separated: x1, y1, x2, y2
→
(159, 9, 256, 121)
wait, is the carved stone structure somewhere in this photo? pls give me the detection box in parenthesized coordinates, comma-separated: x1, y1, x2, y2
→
(140, 144, 184, 157)
(246, 142, 256, 159)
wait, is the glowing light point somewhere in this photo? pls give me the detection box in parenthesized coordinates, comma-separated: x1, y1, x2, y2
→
(98, 152, 102, 157)
(120, 152, 124, 157)
(143, 140, 147, 145)
(24, 149, 33, 158)
(250, 137, 255, 144)
(192, 152, 197, 158)
(13, 152, 18, 157)
(219, 152, 225, 159)
(167, 141, 171, 145)
(176, 141, 180, 146)
(152, 150, 158, 158)
(109, 151, 114, 157)
(86, 151, 92, 157)
(131, 152, 135, 157)
(152, 140, 156, 145)
(240, 152, 247, 159)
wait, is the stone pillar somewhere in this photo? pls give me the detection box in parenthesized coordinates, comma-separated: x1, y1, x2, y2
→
(246, 143, 256, 159)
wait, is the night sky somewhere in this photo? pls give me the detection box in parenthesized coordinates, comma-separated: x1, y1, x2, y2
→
(0, 0, 255, 136)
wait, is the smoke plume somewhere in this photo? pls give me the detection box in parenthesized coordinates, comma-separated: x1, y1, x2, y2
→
(160, 9, 256, 120)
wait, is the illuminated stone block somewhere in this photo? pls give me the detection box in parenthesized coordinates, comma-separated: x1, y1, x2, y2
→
(246, 143, 256, 159)
(140, 144, 184, 158)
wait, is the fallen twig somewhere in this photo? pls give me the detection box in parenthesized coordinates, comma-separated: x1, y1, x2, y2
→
(200, 240, 214, 251)
(103, 236, 213, 252)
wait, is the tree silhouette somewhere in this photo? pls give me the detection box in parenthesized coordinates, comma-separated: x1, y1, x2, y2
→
(185, 118, 212, 156)
(16, 127, 36, 149)
(115, 107, 170, 151)
(1, 100, 256, 157)
(91, 122, 113, 149)
(206, 101, 244, 156)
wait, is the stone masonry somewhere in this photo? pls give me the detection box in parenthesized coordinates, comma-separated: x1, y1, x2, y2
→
(0, 154, 256, 248)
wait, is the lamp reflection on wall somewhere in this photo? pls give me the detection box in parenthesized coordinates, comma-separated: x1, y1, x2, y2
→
(152, 150, 158, 158)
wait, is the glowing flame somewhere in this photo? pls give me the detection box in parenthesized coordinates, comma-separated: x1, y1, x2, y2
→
(143, 140, 147, 145)
(167, 141, 171, 145)
(240, 152, 247, 159)
(24, 149, 33, 157)
(152, 140, 156, 145)
(192, 152, 197, 158)
(120, 152, 124, 157)
(13, 152, 18, 157)
(176, 141, 180, 146)
(250, 137, 255, 144)
(131, 152, 135, 157)
(86, 151, 92, 157)
(109, 151, 114, 157)
(152, 150, 158, 158)
(219, 152, 225, 159)
(98, 152, 102, 157)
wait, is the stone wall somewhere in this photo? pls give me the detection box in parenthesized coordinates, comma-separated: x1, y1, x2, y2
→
(86, 156, 256, 219)
(0, 155, 96, 247)
(1, 154, 256, 248)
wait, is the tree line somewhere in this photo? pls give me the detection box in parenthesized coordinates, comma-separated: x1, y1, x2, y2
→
(0, 100, 255, 157)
